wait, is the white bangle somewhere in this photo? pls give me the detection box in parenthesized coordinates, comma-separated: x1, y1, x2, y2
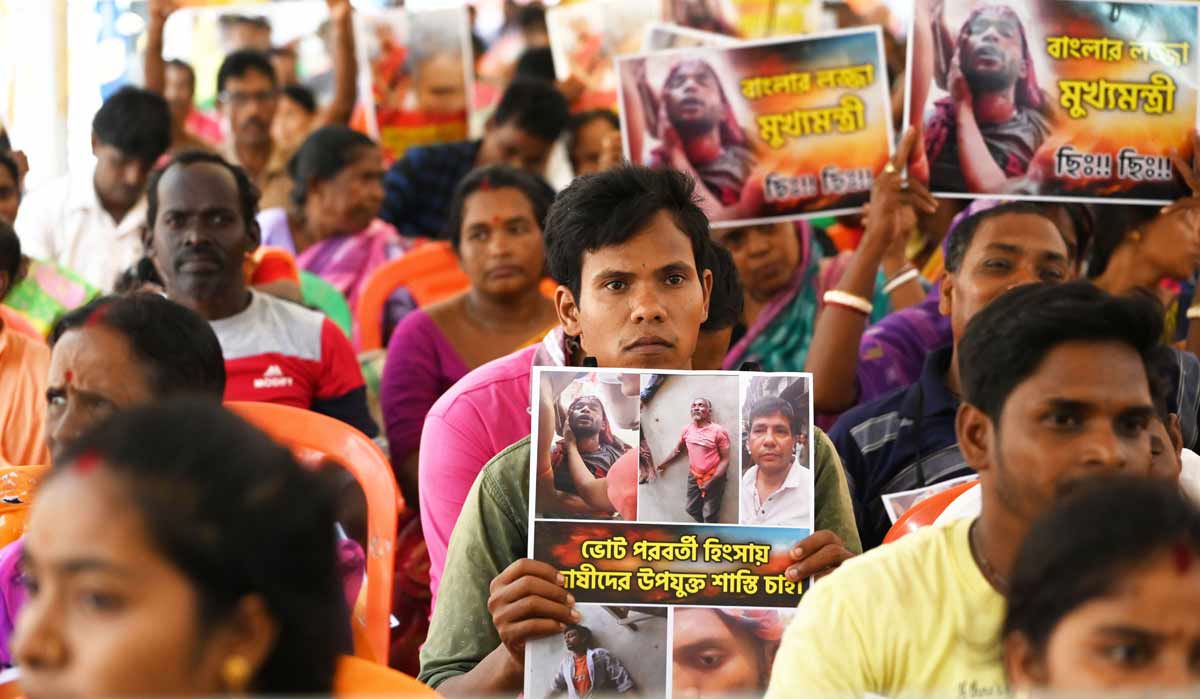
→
(882, 267, 920, 295)
(1186, 306, 1200, 320)
(823, 290, 874, 315)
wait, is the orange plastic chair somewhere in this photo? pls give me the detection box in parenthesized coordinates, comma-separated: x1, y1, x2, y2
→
(0, 466, 50, 549)
(225, 402, 401, 663)
(356, 242, 469, 351)
(334, 655, 439, 697)
(882, 480, 978, 544)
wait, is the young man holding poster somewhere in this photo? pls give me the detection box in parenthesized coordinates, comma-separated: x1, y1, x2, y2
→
(656, 397, 732, 523)
(768, 281, 1170, 698)
(419, 166, 861, 695)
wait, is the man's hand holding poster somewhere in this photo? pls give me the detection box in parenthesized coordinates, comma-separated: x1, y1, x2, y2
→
(527, 368, 822, 699)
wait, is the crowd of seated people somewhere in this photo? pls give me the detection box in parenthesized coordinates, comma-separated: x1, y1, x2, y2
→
(1, 0, 1200, 695)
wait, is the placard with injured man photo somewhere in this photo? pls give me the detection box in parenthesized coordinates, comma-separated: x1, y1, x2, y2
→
(617, 28, 894, 228)
(904, 0, 1198, 203)
(525, 606, 668, 699)
(534, 370, 643, 521)
(529, 368, 813, 607)
(527, 367, 812, 699)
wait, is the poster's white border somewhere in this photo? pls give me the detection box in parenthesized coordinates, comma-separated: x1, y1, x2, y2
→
(641, 22, 739, 52)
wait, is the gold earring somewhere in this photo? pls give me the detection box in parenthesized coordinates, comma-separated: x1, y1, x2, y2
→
(221, 655, 252, 692)
(1130, 229, 1143, 243)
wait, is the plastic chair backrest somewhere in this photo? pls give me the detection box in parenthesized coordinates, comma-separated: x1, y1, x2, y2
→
(355, 242, 468, 351)
(0, 465, 50, 549)
(882, 480, 979, 544)
(225, 402, 400, 662)
(333, 655, 438, 697)
(299, 271, 354, 339)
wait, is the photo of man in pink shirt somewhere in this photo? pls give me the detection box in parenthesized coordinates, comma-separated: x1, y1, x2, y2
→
(656, 397, 732, 522)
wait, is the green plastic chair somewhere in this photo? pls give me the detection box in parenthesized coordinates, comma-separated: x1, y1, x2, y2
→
(299, 271, 353, 339)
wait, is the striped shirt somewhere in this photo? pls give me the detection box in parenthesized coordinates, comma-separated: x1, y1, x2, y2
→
(830, 347, 968, 550)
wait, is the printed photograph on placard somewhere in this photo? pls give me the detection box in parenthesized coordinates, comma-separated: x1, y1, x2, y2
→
(639, 373, 740, 525)
(643, 22, 737, 53)
(534, 370, 642, 521)
(881, 474, 979, 525)
(354, 7, 474, 162)
(905, 0, 1198, 203)
(738, 374, 814, 529)
(617, 28, 894, 228)
(547, 0, 661, 112)
(163, 2, 339, 117)
(525, 606, 668, 699)
(526, 367, 814, 699)
(670, 606, 794, 699)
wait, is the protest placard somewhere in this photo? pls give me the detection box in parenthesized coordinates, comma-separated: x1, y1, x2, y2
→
(547, 0, 661, 112)
(163, 2, 473, 161)
(527, 368, 814, 699)
(354, 6, 474, 162)
(905, 0, 1198, 203)
(617, 27, 894, 227)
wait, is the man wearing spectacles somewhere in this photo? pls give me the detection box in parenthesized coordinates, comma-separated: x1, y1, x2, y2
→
(200, 0, 357, 210)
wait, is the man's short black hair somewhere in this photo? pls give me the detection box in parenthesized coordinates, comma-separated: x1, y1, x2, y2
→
(282, 84, 318, 115)
(564, 624, 593, 646)
(513, 47, 556, 83)
(945, 201, 1068, 273)
(748, 396, 796, 431)
(217, 49, 278, 95)
(959, 281, 1163, 423)
(147, 151, 260, 235)
(492, 78, 569, 144)
(92, 86, 171, 165)
(702, 242, 743, 332)
(165, 59, 196, 91)
(545, 165, 710, 301)
(517, 4, 548, 33)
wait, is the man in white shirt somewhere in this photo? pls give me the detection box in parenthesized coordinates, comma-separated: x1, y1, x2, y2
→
(740, 396, 811, 527)
(15, 86, 171, 291)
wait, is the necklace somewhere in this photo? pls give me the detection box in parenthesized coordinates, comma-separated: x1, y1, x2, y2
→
(969, 519, 1010, 594)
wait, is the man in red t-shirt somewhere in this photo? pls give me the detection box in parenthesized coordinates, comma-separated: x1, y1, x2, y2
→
(657, 397, 731, 522)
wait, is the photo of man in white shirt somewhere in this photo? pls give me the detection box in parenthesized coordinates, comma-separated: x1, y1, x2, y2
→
(740, 396, 812, 527)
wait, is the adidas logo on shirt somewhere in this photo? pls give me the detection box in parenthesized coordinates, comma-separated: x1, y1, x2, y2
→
(253, 364, 294, 389)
